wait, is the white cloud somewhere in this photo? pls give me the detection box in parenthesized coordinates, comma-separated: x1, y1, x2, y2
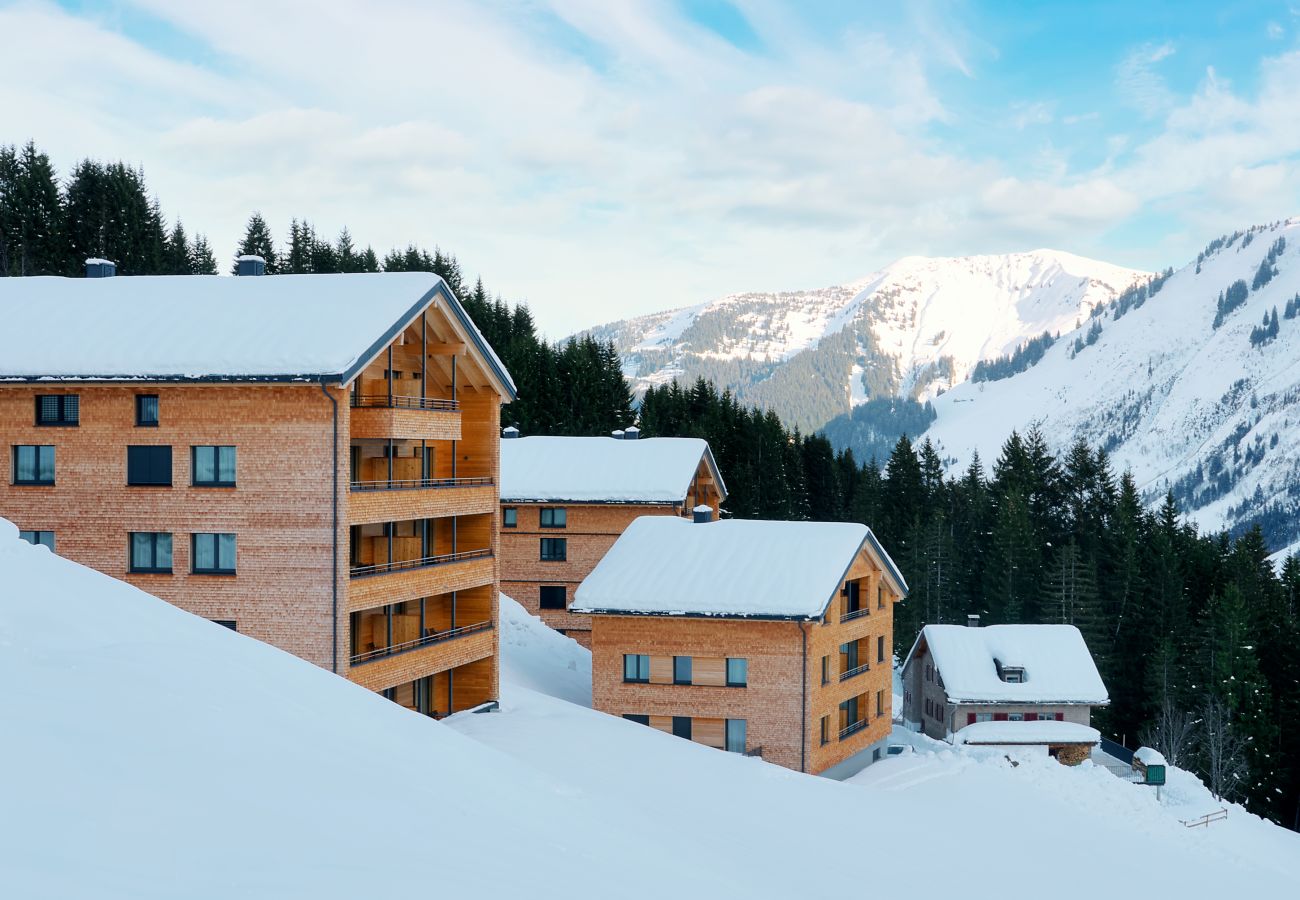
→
(1116, 41, 1177, 117)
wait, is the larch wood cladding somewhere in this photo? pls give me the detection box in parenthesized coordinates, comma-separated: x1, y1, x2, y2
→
(347, 627, 494, 693)
(348, 482, 497, 526)
(350, 407, 461, 442)
(346, 553, 495, 612)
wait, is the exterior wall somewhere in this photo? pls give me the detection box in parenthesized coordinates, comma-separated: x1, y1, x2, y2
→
(949, 703, 1093, 732)
(590, 615, 807, 772)
(805, 547, 901, 774)
(0, 382, 340, 668)
(500, 501, 683, 637)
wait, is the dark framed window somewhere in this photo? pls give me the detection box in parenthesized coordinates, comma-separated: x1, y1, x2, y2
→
(539, 507, 567, 528)
(820, 715, 830, 746)
(13, 445, 55, 485)
(672, 716, 692, 739)
(136, 394, 159, 427)
(821, 655, 830, 685)
(878, 635, 886, 664)
(622, 653, 650, 683)
(540, 537, 566, 561)
(18, 530, 55, 551)
(725, 718, 746, 752)
(35, 394, 78, 426)
(623, 714, 649, 726)
(192, 446, 236, 487)
(213, 620, 238, 631)
(127, 446, 172, 486)
(876, 690, 884, 717)
(673, 655, 692, 685)
(502, 507, 517, 528)
(129, 532, 173, 573)
(877, 584, 885, 609)
(726, 657, 748, 687)
(192, 532, 236, 574)
(539, 585, 567, 610)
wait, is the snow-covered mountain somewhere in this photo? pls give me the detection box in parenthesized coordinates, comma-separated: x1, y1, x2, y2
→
(582, 250, 1148, 437)
(926, 220, 1300, 555)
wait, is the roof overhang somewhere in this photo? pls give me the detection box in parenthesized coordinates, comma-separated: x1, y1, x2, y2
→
(572, 608, 816, 622)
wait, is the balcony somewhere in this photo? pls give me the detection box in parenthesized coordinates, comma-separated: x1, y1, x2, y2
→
(840, 662, 870, 682)
(840, 606, 871, 623)
(839, 718, 869, 741)
(351, 618, 492, 666)
(350, 394, 460, 441)
(348, 624, 495, 693)
(348, 477, 496, 525)
(347, 549, 494, 611)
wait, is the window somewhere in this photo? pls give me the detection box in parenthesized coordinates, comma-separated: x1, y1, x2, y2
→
(725, 719, 746, 753)
(673, 655, 692, 685)
(876, 690, 884, 717)
(539, 507, 567, 528)
(672, 716, 692, 739)
(820, 715, 830, 746)
(821, 655, 831, 685)
(840, 695, 861, 727)
(1008, 712, 1025, 722)
(840, 640, 860, 675)
(18, 530, 54, 551)
(192, 446, 236, 487)
(540, 537, 567, 561)
(975, 712, 993, 723)
(1003, 670, 1024, 684)
(13, 445, 54, 485)
(35, 394, 78, 426)
(213, 620, 238, 631)
(877, 635, 886, 664)
(502, 507, 517, 528)
(623, 714, 649, 726)
(136, 394, 159, 427)
(127, 446, 172, 486)
(129, 532, 173, 574)
(192, 532, 236, 575)
(925, 698, 932, 716)
(726, 657, 748, 687)
(843, 580, 862, 616)
(539, 585, 567, 610)
(877, 584, 885, 609)
(925, 664, 933, 682)
(622, 653, 650, 683)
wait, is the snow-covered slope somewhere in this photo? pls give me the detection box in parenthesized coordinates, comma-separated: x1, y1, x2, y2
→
(582, 250, 1147, 433)
(926, 220, 1300, 548)
(6, 521, 1297, 897)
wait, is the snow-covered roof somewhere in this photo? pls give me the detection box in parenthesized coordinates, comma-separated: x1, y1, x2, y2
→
(499, 436, 726, 504)
(904, 624, 1109, 705)
(0, 272, 515, 395)
(1135, 747, 1168, 766)
(572, 516, 878, 619)
(954, 721, 1100, 746)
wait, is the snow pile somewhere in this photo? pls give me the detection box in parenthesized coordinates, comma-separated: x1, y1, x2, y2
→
(954, 720, 1100, 745)
(0, 272, 511, 390)
(1135, 746, 1169, 766)
(572, 516, 877, 618)
(499, 593, 591, 707)
(499, 435, 724, 504)
(910, 623, 1109, 704)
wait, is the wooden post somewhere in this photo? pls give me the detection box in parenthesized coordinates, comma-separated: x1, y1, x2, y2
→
(421, 310, 427, 402)
(386, 345, 393, 407)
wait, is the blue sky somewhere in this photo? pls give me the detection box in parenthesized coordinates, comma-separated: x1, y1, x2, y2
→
(5, 0, 1300, 334)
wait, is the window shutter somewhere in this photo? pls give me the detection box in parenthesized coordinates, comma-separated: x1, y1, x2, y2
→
(1055, 712, 1063, 721)
(967, 713, 976, 725)
(993, 713, 1008, 721)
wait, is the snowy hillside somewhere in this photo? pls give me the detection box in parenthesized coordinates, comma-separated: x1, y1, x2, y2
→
(6, 522, 1297, 897)
(582, 250, 1147, 434)
(926, 220, 1300, 550)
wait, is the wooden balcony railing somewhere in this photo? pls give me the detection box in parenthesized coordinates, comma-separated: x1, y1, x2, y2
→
(350, 548, 491, 579)
(350, 619, 493, 666)
(351, 394, 459, 411)
(350, 476, 492, 492)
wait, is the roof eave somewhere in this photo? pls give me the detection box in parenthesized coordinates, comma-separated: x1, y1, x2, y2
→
(572, 607, 818, 622)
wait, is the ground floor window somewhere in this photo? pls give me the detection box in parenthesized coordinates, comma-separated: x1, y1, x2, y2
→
(672, 716, 692, 739)
(539, 585, 567, 609)
(725, 719, 746, 753)
(623, 714, 649, 726)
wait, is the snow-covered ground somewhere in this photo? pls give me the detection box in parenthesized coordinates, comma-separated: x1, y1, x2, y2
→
(4, 527, 1297, 898)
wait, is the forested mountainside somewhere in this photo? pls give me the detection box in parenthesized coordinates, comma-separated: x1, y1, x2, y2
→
(581, 250, 1147, 447)
(927, 219, 1300, 558)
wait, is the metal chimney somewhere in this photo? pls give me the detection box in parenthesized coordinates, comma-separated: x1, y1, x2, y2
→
(611, 429, 625, 440)
(502, 426, 520, 439)
(85, 258, 116, 278)
(693, 504, 713, 524)
(623, 425, 640, 440)
(236, 254, 266, 276)
(967, 614, 981, 628)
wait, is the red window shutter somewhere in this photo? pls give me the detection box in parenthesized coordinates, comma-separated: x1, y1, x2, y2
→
(1055, 713, 1063, 721)
(967, 713, 976, 725)
(993, 713, 1008, 721)
(1026, 713, 1038, 722)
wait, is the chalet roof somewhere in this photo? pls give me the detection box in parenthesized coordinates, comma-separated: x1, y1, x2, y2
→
(571, 516, 904, 619)
(0, 272, 515, 395)
(499, 436, 727, 504)
(953, 721, 1101, 746)
(903, 624, 1109, 705)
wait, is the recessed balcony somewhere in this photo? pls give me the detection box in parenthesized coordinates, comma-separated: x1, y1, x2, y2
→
(349, 394, 461, 441)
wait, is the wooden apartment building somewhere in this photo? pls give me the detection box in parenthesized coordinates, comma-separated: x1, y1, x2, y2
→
(499, 431, 725, 646)
(572, 510, 908, 776)
(0, 260, 515, 717)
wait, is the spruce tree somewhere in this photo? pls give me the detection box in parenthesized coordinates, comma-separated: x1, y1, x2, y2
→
(231, 212, 279, 274)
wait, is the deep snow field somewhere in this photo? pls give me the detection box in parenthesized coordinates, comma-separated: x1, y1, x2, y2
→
(2, 522, 1296, 898)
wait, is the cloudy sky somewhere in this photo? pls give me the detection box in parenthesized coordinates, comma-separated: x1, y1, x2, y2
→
(5, 1, 1300, 335)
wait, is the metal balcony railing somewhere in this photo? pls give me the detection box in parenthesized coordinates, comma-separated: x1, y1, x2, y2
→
(839, 662, 870, 682)
(839, 718, 869, 741)
(350, 394, 459, 411)
(349, 548, 491, 578)
(350, 476, 493, 492)
(350, 619, 493, 666)
(840, 606, 871, 623)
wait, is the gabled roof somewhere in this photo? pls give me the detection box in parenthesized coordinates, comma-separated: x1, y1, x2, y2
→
(902, 624, 1109, 705)
(0, 272, 515, 396)
(572, 516, 893, 619)
(499, 436, 726, 504)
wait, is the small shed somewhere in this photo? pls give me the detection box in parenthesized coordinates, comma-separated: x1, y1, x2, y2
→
(1133, 747, 1167, 786)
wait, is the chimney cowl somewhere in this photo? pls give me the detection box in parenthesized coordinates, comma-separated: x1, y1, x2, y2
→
(623, 425, 640, 440)
(611, 429, 625, 439)
(85, 258, 116, 278)
(236, 255, 266, 276)
(502, 426, 520, 439)
(966, 614, 981, 628)
(692, 504, 713, 524)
